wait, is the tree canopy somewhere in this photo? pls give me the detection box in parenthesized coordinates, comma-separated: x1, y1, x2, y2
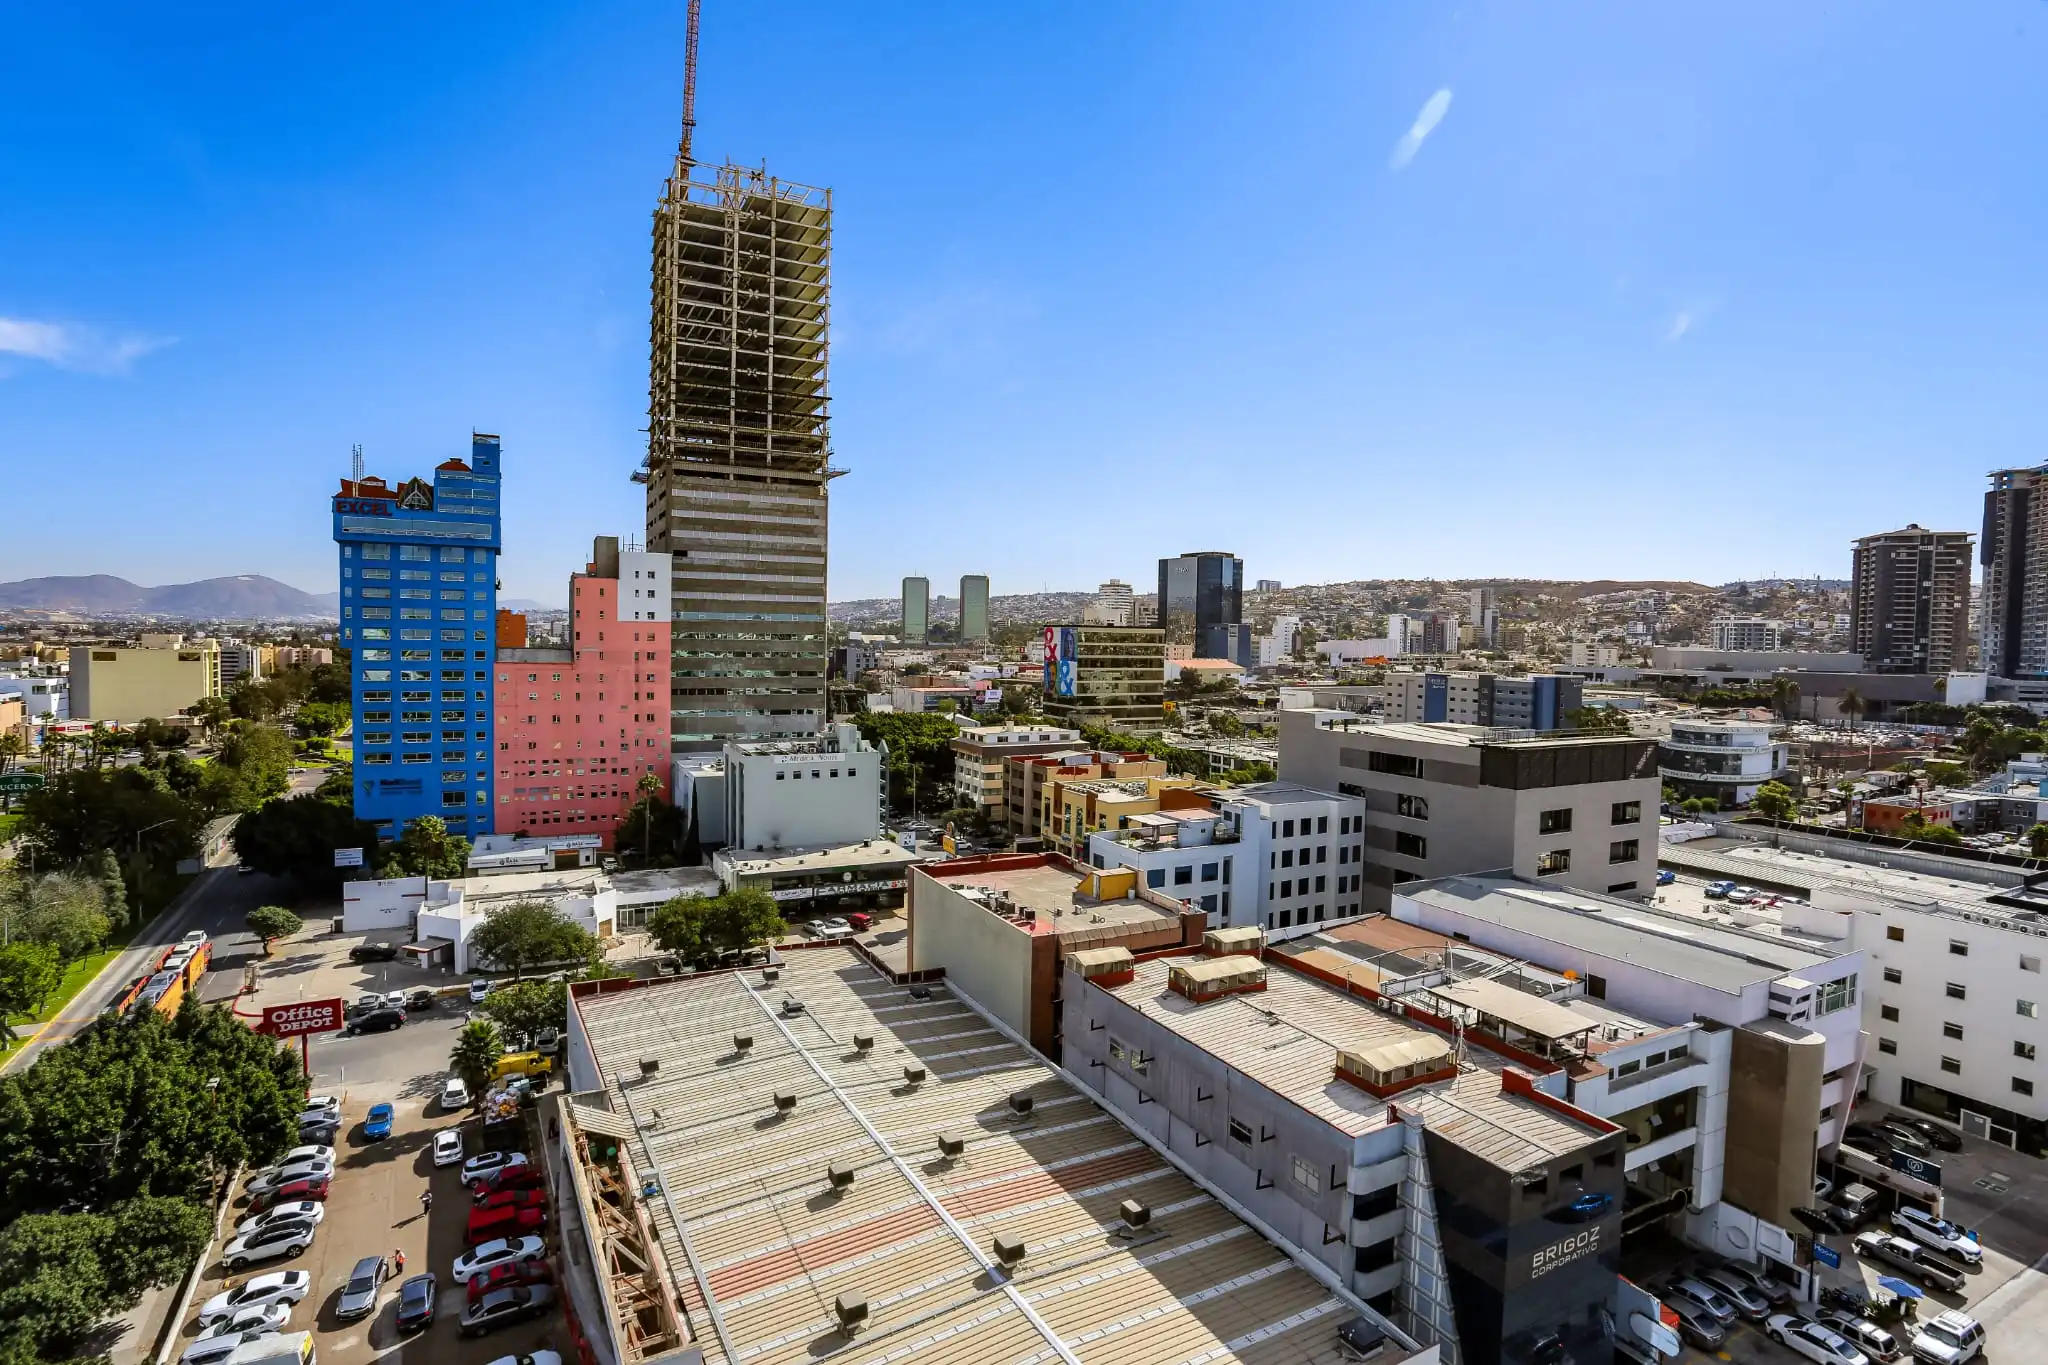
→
(450, 1018, 503, 1097)
(478, 980, 567, 1046)
(853, 712, 961, 812)
(16, 769, 197, 877)
(377, 816, 470, 879)
(1749, 780, 1797, 823)
(0, 1196, 213, 1365)
(0, 873, 115, 965)
(195, 724, 294, 816)
(648, 888, 787, 962)
(232, 793, 378, 890)
(246, 906, 303, 945)
(0, 945, 62, 1024)
(466, 902, 594, 979)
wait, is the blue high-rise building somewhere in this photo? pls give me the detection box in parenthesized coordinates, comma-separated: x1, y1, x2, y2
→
(332, 434, 503, 841)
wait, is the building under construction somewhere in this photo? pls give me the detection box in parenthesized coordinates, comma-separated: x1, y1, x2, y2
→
(642, 141, 833, 756)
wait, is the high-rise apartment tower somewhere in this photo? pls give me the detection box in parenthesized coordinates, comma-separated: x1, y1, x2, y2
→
(1157, 551, 1247, 665)
(1849, 524, 1973, 675)
(901, 576, 929, 643)
(1983, 467, 2048, 679)
(958, 574, 989, 644)
(643, 138, 833, 755)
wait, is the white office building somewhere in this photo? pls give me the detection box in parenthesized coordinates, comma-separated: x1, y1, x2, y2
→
(1657, 718, 1792, 807)
(1710, 618, 1789, 652)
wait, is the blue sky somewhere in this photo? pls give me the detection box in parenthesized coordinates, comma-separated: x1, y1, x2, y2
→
(3, 3, 2043, 604)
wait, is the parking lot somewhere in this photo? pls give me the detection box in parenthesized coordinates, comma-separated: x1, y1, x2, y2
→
(172, 1092, 562, 1365)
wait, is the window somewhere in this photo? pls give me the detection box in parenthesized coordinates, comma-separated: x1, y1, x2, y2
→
(1941, 1056, 1962, 1075)
(1147, 868, 1165, 889)
(1607, 881, 1638, 894)
(1539, 808, 1573, 835)
(2027, 956, 2043, 974)
(2023, 1000, 2040, 1019)
(1367, 751, 1423, 778)
(400, 545, 430, 561)
(1228, 1117, 1252, 1145)
(1611, 800, 1641, 825)
(1944, 1022, 1965, 1040)
(1951, 940, 1970, 957)
(1315, 876, 1326, 892)
(2017, 1078, 2036, 1097)
(2018, 1041, 2037, 1061)
(1317, 816, 1328, 834)
(1536, 849, 1571, 876)
(1887, 925, 1904, 942)
(1282, 849, 1294, 868)
(1609, 839, 1639, 864)
(1878, 1037, 1897, 1055)
(1880, 1005, 1900, 1022)
(1315, 846, 1327, 863)
(1816, 975, 1858, 1016)
(1281, 880, 1292, 897)
(1173, 866, 1193, 886)
(1883, 967, 1902, 984)
(1395, 832, 1427, 859)
(1283, 819, 1294, 837)
(1397, 793, 1429, 820)
(1291, 1156, 1320, 1192)
(1947, 982, 1968, 1001)
(1201, 862, 1218, 882)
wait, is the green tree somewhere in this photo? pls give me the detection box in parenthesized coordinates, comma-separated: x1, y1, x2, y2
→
(450, 1018, 503, 1097)
(0, 733, 24, 779)
(478, 980, 567, 1046)
(293, 701, 351, 738)
(17, 768, 198, 878)
(377, 815, 470, 878)
(196, 723, 293, 815)
(0, 873, 112, 964)
(0, 943, 62, 1024)
(232, 794, 378, 889)
(1564, 706, 1632, 736)
(1215, 762, 1278, 785)
(647, 896, 711, 962)
(614, 792, 686, 867)
(0, 1193, 216, 1362)
(853, 712, 962, 814)
(1749, 780, 1797, 823)
(702, 887, 785, 955)
(89, 850, 128, 936)
(2028, 823, 2048, 860)
(466, 902, 594, 980)
(245, 906, 303, 953)
(1769, 676, 1802, 723)
(1839, 686, 1868, 732)
(305, 662, 352, 704)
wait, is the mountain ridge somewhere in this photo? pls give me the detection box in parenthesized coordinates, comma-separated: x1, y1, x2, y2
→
(0, 574, 339, 619)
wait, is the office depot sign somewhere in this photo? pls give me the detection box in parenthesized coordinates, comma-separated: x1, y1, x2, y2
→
(260, 999, 345, 1038)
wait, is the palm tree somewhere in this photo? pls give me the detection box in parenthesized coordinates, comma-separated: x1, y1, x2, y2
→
(1839, 687, 1867, 733)
(636, 770, 662, 866)
(1769, 676, 1801, 723)
(0, 732, 23, 777)
(451, 1018, 503, 1099)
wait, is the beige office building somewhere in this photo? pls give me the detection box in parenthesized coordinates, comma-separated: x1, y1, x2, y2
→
(68, 636, 222, 724)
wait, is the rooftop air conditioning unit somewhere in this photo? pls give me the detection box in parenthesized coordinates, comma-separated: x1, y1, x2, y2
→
(937, 1133, 965, 1158)
(774, 1091, 797, 1113)
(992, 1234, 1027, 1267)
(762, 968, 780, 983)
(827, 1163, 856, 1190)
(783, 998, 806, 1015)
(640, 1058, 659, 1077)
(909, 985, 932, 1000)
(1008, 1092, 1034, 1119)
(732, 1032, 753, 1053)
(904, 1064, 927, 1085)
(1118, 1199, 1152, 1235)
(834, 1294, 868, 1334)
(853, 1033, 874, 1053)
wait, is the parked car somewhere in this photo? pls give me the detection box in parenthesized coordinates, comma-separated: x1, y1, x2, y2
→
(847, 911, 874, 931)
(461, 1151, 531, 1187)
(346, 1007, 406, 1036)
(408, 989, 437, 1011)
(395, 1273, 438, 1333)
(1705, 1258, 1792, 1306)
(1655, 869, 1676, 886)
(349, 942, 401, 963)
(296, 1098, 341, 1127)
(1765, 1313, 1871, 1365)
(198, 1271, 311, 1326)
(1852, 1232, 1966, 1293)
(469, 978, 493, 1003)
(459, 1284, 556, 1338)
(179, 1330, 267, 1365)
(335, 1253, 388, 1320)
(808, 917, 853, 938)
(1894, 1117, 1964, 1153)
(1909, 1309, 1985, 1364)
(471, 1163, 545, 1202)
(466, 1201, 547, 1245)
(534, 1027, 560, 1056)
(1892, 1207, 1982, 1265)
(441, 1077, 471, 1110)
(381, 990, 407, 1010)
(246, 1159, 335, 1197)
(465, 1258, 553, 1304)
(1695, 1268, 1771, 1320)
(450, 1235, 547, 1285)
(1662, 1294, 1727, 1351)
(235, 1202, 327, 1237)
(247, 1176, 329, 1213)
(1725, 886, 1761, 904)
(296, 1119, 339, 1147)
(1704, 880, 1737, 899)
(351, 994, 383, 1017)
(221, 1219, 316, 1271)
(363, 1103, 395, 1141)
(492, 1051, 552, 1081)
(1847, 1121, 1933, 1161)
(1829, 1182, 1883, 1230)
(1663, 1278, 1738, 1326)
(1815, 1310, 1902, 1362)
(278, 1144, 335, 1167)
(195, 1303, 292, 1342)
(477, 1187, 547, 1215)
(435, 1129, 468, 1166)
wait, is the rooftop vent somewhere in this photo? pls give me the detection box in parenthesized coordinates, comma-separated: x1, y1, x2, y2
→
(639, 1058, 659, 1077)
(909, 984, 932, 1000)
(1008, 1091, 1035, 1119)
(1118, 1198, 1152, 1236)
(782, 998, 805, 1015)
(762, 968, 780, 983)
(937, 1133, 965, 1158)
(774, 1091, 797, 1113)
(732, 1032, 753, 1053)
(853, 1033, 875, 1053)
(992, 1233, 1027, 1267)
(903, 1064, 927, 1086)
(834, 1294, 868, 1334)
(827, 1162, 856, 1190)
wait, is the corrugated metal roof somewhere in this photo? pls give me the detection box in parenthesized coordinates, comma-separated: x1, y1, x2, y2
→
(1171, 955, 1265, 984)
(1346, 1037, 1452, 1073)
(1431, 979, 1597, 1042)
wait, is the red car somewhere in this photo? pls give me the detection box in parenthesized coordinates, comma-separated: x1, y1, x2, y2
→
(470, 1164, 545, 1204)
(465, 1257, 554, 1305)
(847, 912, 872, 932)
(249, 1176, 331, 1212)
(466, 1202, 546, 1246)
(476, 1187, 547, 1215)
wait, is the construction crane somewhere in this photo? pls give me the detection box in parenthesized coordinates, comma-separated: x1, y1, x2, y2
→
(679, 0, 700, 166)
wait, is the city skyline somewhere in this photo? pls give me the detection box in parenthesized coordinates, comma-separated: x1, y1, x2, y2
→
(2, 3, 2039, 601)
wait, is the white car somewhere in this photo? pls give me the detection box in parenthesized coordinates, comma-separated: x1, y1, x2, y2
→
(434, 1129, 467, 1166)
(1892, 1206, 1983, 1264)
(1911, 1310, 1985, 1364)
(181, 929, 210, 947)
(807, 917, 853, 938)
(195, 1302, 292, 1341)
(221, 1220, 316, 1271)
(278, 1144, 335, 1168)
(1766, 1314, 1870, 1365)
(234, 1202, 327, 1236)
(1726, 886, 1761, 904)
(450, 1235, 547, 1284)
(440, 1077, 471, 1111)
(245, 1159, 334, 1196)
(469, 978, 493, 1003)
(180, 1331, 266, 1365)
(461, 1150, 531, 1187)
(383, 990, 408, 1010)
(198, 1271, 311, 1326)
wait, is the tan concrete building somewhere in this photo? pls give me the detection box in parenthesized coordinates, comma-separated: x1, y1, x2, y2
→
(947, 722, 1081, 820)
(68, 636, 221, 724)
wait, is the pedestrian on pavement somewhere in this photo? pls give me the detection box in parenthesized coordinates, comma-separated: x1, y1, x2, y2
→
(420, 1189, 433, 1217)
(393, 1248, 406, 1275)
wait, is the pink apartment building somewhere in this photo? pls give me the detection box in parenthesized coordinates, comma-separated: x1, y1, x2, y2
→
(495, 536, 673, 847)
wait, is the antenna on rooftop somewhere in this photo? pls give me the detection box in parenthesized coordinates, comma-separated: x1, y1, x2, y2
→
(351, 444, 364, 482)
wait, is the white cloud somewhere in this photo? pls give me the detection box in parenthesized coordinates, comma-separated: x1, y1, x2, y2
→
(1666, 311, 1694, 342)
(1389, 88, 1453, 170)
(0, 316, 174, 374)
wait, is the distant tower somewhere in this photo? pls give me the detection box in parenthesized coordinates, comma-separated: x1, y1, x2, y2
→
(1158, 551, 1248, 665)
(958, 575, 990, 644)
(1094, 579, 1135, 626)
(1851, 524, 1973, 674)
(901, 577, 930, 643)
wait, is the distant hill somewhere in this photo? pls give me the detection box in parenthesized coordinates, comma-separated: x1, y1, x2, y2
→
(0, 574, 338, 619)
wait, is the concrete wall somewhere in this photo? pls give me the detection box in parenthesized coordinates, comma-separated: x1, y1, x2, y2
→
(906, 873, 1036, 1043)
(342, 875, 429, 933)
(1723, 1020, 1824, 1230)
(68, 644, 219, 723)
(726, 728, 881, 852)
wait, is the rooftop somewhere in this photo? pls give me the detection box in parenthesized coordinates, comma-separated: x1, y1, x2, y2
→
(1396, 875, 1839, 995)
(570, 944, 1415, 1365)
(720, 841, 927, 878)
(1095, 955, 1610, 1163)
(1309, 717, 1646, 748)
(923, 858, 1182, 934)
(1660, 838, 2048, 932)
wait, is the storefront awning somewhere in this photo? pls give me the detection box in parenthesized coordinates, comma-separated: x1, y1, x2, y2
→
(1433, 978, 1597, 1041)
(403, 937, 454, 955)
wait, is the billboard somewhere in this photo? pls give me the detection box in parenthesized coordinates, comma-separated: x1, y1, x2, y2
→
(258, 998, 345, 1038)
(333, 847, 365, 868)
